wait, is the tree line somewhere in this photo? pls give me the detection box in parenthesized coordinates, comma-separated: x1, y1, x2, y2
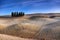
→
(11, 12, 24, 17)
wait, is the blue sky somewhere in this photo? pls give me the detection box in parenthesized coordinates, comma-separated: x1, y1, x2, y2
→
(0, 0, 60, 15)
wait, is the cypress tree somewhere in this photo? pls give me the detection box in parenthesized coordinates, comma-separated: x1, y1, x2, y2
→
(16, 12, 19, 17)
(19, 12, 21, 16)
(11, 12, 13, 17)
(14, 12, 16, 17)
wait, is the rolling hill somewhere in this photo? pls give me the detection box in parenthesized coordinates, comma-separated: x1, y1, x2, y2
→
(0, 13, 60, 40)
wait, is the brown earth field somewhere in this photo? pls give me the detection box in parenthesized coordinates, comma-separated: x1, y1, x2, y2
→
(0, 14, 60, 40)
(0, 34, 36, 40)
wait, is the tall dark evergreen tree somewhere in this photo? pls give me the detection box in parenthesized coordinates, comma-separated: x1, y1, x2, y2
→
(11, 12, 13, 17)
(16, 12, 19, 17)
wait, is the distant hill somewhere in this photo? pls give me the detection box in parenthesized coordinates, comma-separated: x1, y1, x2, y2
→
(0, 13, 60, 18)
